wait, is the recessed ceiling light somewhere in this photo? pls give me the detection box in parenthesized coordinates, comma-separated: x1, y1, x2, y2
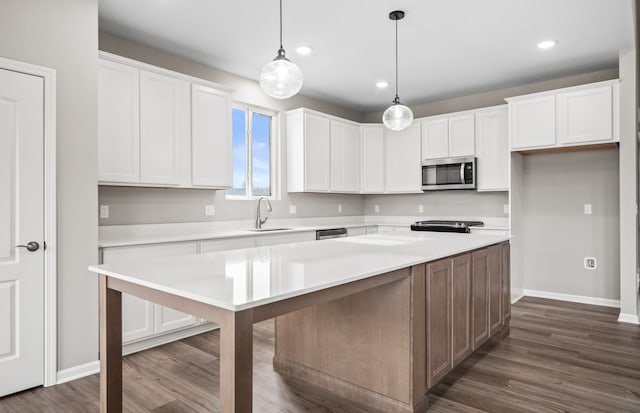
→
(376, 81, 389, 89)
(295, 46, 313, 55)
(537, 40, 558, 49)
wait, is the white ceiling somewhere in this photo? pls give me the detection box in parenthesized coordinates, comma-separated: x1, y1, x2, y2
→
(99, 0, 634, 113)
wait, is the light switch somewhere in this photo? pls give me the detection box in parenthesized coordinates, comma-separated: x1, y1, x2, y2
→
(289, 205, 297, 214)
(374, 205, 380, 213)
(418, 204, 424, 213)
(338, 204, 342, 213)
(584, 204, 592, 215)
(205, 205, 215, 216)
(503, 204, 510, 214)
(100, 205, 109, 219)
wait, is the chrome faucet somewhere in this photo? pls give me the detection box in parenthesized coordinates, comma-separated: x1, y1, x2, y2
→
(255, 197, 273, 229)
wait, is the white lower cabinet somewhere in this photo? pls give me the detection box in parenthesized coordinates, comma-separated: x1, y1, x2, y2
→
(258, 231, 316, 246)
(200, 236, 257, 252)
(101, 241, 199, 343)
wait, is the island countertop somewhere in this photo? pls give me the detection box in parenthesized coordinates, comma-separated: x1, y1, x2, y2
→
(89, 231, 509, 312)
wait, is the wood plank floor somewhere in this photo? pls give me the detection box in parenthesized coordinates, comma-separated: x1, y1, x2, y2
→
(1, 297, 639, 412)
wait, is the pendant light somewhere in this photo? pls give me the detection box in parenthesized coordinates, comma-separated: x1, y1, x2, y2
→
(382, 10, 413, 131)
(259, 0, 303, 99)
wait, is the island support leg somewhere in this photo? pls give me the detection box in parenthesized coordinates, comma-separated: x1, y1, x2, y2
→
(220, 309, 254, 413)
(99, 275, 122, 413)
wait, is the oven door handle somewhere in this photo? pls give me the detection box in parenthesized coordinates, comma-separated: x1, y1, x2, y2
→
(460, 163, 465, 184)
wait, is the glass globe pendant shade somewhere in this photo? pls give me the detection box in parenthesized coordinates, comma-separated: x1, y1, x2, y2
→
(259, 49, 303, 99)
(382, 98, 414, 131)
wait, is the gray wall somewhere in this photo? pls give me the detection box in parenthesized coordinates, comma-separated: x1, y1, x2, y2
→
(363, 69, 619, 122)
(98, 33, 365, 226)
(363, 192, 508, 218)
(521, 150, 620, 300)
(0, 1, 99, 370)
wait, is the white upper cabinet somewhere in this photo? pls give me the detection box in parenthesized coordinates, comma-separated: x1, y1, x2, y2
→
(139, 70, 189, 185)
(98, 59, 140, 183)
(509, 95, 556, 150)
(360, 125, 385, 193)
(330, 120, 361, 192)
(475, 106, 508, 192)
(448, 114, 475, 157)
(421, 117, 449, 159)
(557, 85, 615, 145)
(385, 123, 422, 193)
(191, 84, 232, 188)
(421, 112, 475, 160)
(507, 80, 619, 151)
(98, 53, 232, 188)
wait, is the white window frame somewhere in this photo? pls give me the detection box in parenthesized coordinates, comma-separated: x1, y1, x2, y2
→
(226, 103, 280, 200)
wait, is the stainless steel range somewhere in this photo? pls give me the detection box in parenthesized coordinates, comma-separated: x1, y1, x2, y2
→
(410, 220, 484, 234)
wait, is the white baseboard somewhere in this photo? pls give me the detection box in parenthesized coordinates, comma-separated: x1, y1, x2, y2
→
(522, 289, 620, 308)
(56, 360, 100, 385)
(617, 313, 640, 325)
(123, 322, 218, 356)
(55, 323, 219, 385)
(511, 294, 525, 304)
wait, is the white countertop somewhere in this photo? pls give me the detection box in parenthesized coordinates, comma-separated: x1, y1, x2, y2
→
(89, 232, 509, 312)
(98, 216, 509, 248)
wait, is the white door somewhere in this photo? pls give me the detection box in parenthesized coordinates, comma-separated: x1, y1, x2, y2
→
(448, 114, 475, 157)
(385, 123, 422, 193)
(421, 117, 448, 160)
(303, 113, 331, 192)
(360, 125, 385, 193)
(0, 68, 45, 396)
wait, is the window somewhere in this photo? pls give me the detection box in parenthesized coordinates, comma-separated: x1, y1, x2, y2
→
(226, 106, 276, 198)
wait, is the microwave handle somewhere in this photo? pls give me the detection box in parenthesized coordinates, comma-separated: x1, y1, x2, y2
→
(460, 163, 465, 184)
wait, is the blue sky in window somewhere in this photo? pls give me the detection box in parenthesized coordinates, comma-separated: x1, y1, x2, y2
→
(231, 108, 247, 194)
(252, 113, 271, 195)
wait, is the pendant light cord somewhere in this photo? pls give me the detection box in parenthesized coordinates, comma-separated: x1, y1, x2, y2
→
(279, 0, 283, 50)
(395, 17, 399, 100)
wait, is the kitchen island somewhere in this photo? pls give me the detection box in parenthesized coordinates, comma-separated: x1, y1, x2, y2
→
(89, 231, 510, 413)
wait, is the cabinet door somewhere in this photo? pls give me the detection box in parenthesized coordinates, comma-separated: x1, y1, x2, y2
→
(475, 107, 508, 191)
(557, 85, 613, 145)
(385, 123, 421, 193)
(426, 258, 452, 388)
(304, 113, 331, 191)
(421, 117, 449, 160)
(451, 254, 472, 367)
(200, 237, 257, 253)
(98, 59, 140, 183)
(102, 242, 198, 342)
(258, 231, 316, 246)
(510, 95, 556, 150)
(191, 84, 232, 187)
(361, 126, 385, 193)
(330, 121, 360, 192)
(471, 249, 489, 350)
(448, 114, 475, 157)
(139, 70, 188, 185)
(346, 227, 367, 237)
(502, 243, 511, 325)
(488, 245, 503, 336)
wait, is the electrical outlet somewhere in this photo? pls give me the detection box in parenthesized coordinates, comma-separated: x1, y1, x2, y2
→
(584, 257, 597, 270)
(418, 204, 424, 213)
(99, 205, 109, 219)
(289, 205, 297, 214)
(205, 205, 215, 216)
(338, 204, 342, 213)
(503, 204, 510, 214)
(374, 205, 380, 213)
(584, 204, 592, 215)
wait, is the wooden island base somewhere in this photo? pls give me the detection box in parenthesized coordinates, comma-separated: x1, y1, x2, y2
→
(273, 242, 511, 413)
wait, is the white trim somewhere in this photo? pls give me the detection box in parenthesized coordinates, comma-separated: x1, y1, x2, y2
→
(56, 361, 100, 385)
(522, 289, 620, 308)
(617, 313, 640, 325)
(123, 322, 218, 356)
(0, 57, 57, 387)
(511, 294, 525, 304)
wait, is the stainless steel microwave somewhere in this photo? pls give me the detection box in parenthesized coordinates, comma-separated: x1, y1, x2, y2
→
(421, 156, 476, 191)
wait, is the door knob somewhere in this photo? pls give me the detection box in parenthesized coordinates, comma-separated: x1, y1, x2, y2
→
(16, 241, 40, 252)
